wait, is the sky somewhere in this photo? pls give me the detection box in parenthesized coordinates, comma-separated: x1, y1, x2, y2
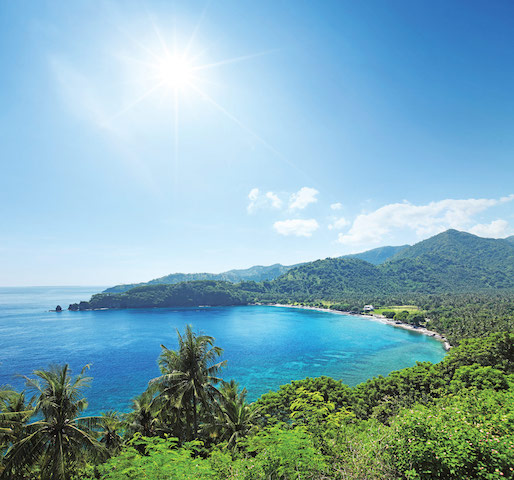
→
(1, 0, 514, 286)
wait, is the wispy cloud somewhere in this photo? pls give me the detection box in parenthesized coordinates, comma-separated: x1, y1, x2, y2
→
(328, 217, 349, 230)
(274, 219, 319, 237)
(247, 188, 283, 213)
(330, 202, 343, 210)
(338, 195, 514, 246)
(468, 219, 510, 238)
(289, 187, 319, 210)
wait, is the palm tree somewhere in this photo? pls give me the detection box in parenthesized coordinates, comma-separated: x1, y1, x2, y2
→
(0, 364, 106, 480)
(149, 325, 226, 441)
(0, 388, 33, 452)
(97, 410, 123, 453)
(206, 380, 261, 449)
(125, 390, 159, 438)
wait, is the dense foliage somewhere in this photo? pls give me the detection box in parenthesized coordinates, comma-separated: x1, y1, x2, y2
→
(2, 327, 513, 479)
(104, 264, 299, 294)
(84, 280, 252, 309)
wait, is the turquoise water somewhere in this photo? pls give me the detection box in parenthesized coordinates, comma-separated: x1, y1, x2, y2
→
(0, 286, 446, 414)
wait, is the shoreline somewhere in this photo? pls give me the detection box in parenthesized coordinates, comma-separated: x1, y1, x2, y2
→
(269, 303, 452, 351)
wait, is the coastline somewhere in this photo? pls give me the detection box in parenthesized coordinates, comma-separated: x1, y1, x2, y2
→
(269, 303, 452, 351)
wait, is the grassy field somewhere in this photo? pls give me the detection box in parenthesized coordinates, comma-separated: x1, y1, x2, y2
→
(373, 305, 421, 315)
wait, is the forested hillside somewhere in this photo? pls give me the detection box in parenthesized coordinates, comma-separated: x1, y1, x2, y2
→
(90, 281, 251, 309)
(103, 264, 299, 293)
(344, 244, 409, 264)
(80, 230, 514, 342)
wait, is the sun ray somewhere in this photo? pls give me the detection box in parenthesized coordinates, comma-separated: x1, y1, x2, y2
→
(190, 84, 300, 172)
(192, 49, 279, 72)
(106, 82, 165, 124)
(184, 0, 211, 57)
(110, 20, 307, 178)
(116, 26, 162, 63)
(152, 21, 172, 58)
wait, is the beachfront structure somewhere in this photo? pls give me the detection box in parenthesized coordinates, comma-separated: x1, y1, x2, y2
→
(363, 305, 374, 312)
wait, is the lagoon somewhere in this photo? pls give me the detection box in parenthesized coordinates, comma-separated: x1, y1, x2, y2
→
(0, 286, 446, 414)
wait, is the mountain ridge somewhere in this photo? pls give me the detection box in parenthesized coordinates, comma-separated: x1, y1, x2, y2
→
(84, 229, 514, 309)
(103, 245, 407, 293)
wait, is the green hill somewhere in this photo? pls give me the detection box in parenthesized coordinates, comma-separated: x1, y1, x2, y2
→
(103, 245, 411, 294)
(89, 281, 252, 309)
(82, 230, 514, 309)
(266, 230, 514, 299)
(269, 257, 386, 299)
(103, 263, 300, 293)
(381, 229, 514, 291)
(344, 245, 409, 265)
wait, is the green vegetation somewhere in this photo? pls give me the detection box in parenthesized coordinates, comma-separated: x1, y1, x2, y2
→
(83, 280, 252, 310)
(2, 327, 513, 479)
(104, 264, 300, 294)
(344, 244, 409, 265)
(373, 306, 420, 315)
(45, 229, 514, 477)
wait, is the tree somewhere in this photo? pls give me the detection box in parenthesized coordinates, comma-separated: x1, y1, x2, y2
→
(98, 411, 124, 454)
(149, 325, 226, 441)
(125, 390, 159, 438)
(0, 388, 33, 451)
(205, 380, 261, 450)
(0, 365, 105, 480)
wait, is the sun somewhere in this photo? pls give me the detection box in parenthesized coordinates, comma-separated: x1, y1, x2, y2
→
(154, 54, 195, 90)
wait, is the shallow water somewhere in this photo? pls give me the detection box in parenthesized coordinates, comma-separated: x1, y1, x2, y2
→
(0, 286, 446, 413)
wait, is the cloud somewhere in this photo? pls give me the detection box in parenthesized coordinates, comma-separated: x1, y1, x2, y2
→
(266, 191, 283, 209)
(289, 187, 319, 210)
(328, 217, 349, 230)
(247, 188, 260, 213)
(468, 219, 510, 238)
(274, 219, 319, 237)
(330, 202, 343, 210)
(338, 195, 514, 246)
(247, 188, 283, 213)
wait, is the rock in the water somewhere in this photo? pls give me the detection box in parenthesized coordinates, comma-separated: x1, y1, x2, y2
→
(55, 305, 62, 312)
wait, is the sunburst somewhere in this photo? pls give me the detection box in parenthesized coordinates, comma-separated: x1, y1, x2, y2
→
(113, 24, 283, 143)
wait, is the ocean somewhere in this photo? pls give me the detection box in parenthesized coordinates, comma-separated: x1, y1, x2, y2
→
(0, 286, 446, 413)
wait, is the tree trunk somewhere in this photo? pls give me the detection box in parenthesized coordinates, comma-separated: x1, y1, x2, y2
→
(192, 394, 198, 440)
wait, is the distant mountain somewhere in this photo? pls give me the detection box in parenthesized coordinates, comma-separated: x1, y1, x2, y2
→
(104, 246, 408, 294)
(344, 245, 409, 265)
(85, 230, 514, 309)
(506, 235, 514, 244)
(104, 263, 301, 293)
(269, 230, 514, 298)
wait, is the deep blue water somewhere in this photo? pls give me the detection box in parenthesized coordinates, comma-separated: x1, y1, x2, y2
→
(0, 286, 446, 414)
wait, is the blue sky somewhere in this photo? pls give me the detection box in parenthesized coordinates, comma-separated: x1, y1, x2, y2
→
(1, 0, 514, 286)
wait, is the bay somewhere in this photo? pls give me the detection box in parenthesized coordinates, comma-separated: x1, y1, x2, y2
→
(0, 286, 446, 414)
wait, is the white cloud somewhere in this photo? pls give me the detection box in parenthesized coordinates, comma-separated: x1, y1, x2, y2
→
(274, 219, 319, 237)
(330, 202, 343, 210)
(266, 191, 283, 209)
(468, 219, 510, 238)
(289, 187, 319, 210)
(338, 195, 514, 246)
(328, 217, 349, 230)
(247, 188, 283, 213)
(247, 188, 260, 213)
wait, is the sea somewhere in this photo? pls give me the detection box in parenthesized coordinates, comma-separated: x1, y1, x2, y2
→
(0, 286, 446, 414)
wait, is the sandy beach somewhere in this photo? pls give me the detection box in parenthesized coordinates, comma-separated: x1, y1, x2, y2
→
(269, 303, 452, 351)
